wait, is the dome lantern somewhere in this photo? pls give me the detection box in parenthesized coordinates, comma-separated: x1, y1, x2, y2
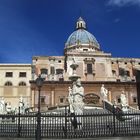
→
(76, 17, 86, 30)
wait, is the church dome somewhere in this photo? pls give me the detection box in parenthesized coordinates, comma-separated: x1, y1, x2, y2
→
(65, 17, 100, 50)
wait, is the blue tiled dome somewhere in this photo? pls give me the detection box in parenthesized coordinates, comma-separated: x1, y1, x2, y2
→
(65, 17, 100, 50)
(66, 29, 99, 48)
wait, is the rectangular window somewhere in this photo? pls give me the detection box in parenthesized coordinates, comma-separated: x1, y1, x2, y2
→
(117, 98, 121, 103)
(56, 69, 63, 74)
(126, 71, 130, 77)
(119, 68, 126, 76)
(19, 72, 26, 77)
(83, 49, 88, 52)
(50, 67, 55, 75)
(5, 72, 13, 77)
(87, 64, 92, 74)
(133, 97, 137, 103)
(41, 68, 48, 75)
(60, 97, 64, 103)
(40, 96, 45, 104)
(112, 70, 116, 76)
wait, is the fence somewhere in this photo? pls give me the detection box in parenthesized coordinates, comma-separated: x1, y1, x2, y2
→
(0, 108, 140, 138)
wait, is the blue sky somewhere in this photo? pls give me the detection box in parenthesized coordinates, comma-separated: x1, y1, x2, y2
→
(0, 0, 140, 63)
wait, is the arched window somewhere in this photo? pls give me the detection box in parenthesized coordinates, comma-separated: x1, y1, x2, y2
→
(19, 82, 26, 86)
(4, 81, 13, 96)
(5, 81, 13, 86)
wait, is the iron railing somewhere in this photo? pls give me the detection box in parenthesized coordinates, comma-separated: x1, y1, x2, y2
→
(0, 108, 140, 138)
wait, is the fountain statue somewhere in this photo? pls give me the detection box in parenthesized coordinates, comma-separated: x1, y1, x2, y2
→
(19, 96, 25, 114)
(100, 84, 108, 101)
(6, 102, 12, 114)
(0, 97, 6, 114)
(68, 78, 84, 114)
(120, 91, 129, 112)
(68, 58, 84, 128)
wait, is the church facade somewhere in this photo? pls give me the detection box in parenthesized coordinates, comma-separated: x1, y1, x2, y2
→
(30, 17, 140, 110)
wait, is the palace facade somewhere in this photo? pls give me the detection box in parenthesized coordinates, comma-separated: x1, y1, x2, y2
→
(0, 64, 31, 109)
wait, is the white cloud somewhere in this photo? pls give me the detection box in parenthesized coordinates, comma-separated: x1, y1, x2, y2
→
(108, 0, 140, 7)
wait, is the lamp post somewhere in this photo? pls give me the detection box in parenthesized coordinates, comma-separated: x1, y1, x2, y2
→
(36, 74, 44, 140)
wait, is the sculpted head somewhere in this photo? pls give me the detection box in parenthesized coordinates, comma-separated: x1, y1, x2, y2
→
(19, 96, 23, 102)
(76, 78, 81, 87)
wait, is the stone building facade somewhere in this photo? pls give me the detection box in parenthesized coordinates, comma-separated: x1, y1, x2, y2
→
(30, 17, 140, 110)
(0, 64, 31, 109)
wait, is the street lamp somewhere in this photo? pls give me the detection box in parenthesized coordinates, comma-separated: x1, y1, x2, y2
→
(35, 74, 44, 140)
